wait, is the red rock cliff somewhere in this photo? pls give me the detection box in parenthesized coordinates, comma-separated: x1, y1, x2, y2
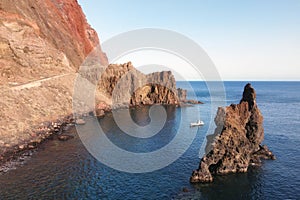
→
(0, 0, 107, 155)
(0, 0, 107, 79)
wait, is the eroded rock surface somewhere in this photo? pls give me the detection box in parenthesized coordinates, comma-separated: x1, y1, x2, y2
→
(0, 0, 107, 84)
(190, 83, 275, 183)
(0, 0, 107, 156)
(97, 62, 184, 109)
(0, 0, 188, 164)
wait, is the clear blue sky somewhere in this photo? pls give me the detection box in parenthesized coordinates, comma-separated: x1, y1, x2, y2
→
(78, 0, 300, 80)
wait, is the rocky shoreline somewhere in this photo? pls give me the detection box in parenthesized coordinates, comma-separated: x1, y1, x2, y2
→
(0, 115, 74, 173)
(0, 98, 202, 174)
(0, 0, 206, 175)
(0, 0, 103, 173)
(0, 60, 195, 173)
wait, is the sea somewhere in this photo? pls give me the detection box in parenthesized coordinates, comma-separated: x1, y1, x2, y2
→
(0, 81, 299, 199)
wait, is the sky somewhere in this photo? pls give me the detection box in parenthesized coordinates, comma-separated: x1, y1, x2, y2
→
(78, 0, 300, 81)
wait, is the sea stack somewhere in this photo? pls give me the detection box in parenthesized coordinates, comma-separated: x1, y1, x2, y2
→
(190, 83, 275, 183)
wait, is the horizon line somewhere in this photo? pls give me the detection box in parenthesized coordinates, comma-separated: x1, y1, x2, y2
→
(176, 79, 300, 82)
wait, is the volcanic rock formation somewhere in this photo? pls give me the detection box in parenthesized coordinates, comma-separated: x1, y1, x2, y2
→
(0, 0, 187, 157)
(0, 0, 107, 85)
(0, 0, 107, 154)
(190, 83, 275, 183)
(177, 88, 187, 102)
(97, 62, 183, 109)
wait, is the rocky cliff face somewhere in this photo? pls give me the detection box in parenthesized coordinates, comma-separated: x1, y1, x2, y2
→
(0, 0, 186, 163)
(190, 83, 275, 183)
(97, 62, 182, 109)
(0, 0, 107, 84)
(0, 0, 107, 154)
(177, 88, 187, 102)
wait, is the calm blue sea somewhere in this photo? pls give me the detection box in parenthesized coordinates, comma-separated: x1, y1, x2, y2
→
(0, 81, 299, 199)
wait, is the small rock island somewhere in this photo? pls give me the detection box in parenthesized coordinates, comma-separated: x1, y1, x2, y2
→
(190, 83, 275, 183)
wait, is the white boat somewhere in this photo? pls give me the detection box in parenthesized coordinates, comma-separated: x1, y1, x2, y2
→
(190, 120, 204, 127)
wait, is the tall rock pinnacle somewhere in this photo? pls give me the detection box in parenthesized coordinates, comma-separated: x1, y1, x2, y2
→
(190, 83, 275, 183)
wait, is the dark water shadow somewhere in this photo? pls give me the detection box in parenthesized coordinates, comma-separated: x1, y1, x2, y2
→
(99, 105, 180, 153)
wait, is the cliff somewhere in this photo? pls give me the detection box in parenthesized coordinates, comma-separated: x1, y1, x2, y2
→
(190, 83, 275, 183)
(0, 0, 107, 83)
(0, 0, 186, 162)
(0, 0, 107, 156)
(97, 62, 182, 110)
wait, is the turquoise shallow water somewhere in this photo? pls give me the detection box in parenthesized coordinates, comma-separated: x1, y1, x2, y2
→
(0, 82, 299, 199)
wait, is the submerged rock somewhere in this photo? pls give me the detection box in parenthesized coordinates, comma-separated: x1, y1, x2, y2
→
(190, 83, 275, 183)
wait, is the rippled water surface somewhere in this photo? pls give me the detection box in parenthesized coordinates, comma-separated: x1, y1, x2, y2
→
(0, 82, 299, 199)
